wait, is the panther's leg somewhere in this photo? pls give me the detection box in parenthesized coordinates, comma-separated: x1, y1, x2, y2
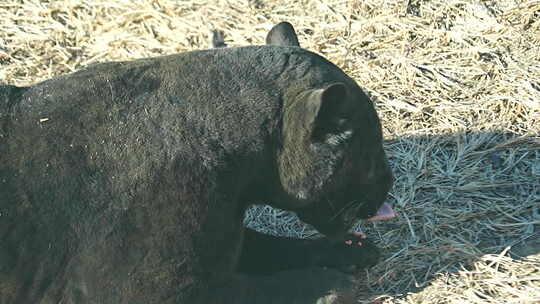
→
(201, 268, 357, 304)
(238, 228, 379, 275)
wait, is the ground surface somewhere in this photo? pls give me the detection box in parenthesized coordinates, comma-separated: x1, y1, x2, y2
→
(1, 0, 539, 303)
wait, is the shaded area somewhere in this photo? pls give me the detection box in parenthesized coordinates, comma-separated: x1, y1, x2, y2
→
(246, 130, 540, 303)
(1, 0, 539, 303)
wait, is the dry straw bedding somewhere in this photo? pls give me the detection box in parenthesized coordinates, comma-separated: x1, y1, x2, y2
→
(1, 0, 539, 303)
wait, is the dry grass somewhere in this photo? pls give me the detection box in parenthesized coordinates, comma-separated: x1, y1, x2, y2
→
(1, 0, 539, 303)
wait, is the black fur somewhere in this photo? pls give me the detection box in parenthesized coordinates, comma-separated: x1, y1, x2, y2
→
(0, 23, 392, 303)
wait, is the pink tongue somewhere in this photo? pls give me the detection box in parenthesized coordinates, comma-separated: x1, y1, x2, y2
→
(367, 203, 395, 222)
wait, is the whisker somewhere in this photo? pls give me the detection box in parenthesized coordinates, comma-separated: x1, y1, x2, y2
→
(326, 198, 336, 212)
(330, 199, 360, 220)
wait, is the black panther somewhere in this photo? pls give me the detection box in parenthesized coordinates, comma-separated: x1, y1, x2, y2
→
(0, 22, 394, 303)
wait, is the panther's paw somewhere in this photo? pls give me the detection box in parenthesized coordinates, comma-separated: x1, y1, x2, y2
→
(314, 232, 380, 273)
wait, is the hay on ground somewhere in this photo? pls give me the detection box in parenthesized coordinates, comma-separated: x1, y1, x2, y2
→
(1, 0, 539, 303)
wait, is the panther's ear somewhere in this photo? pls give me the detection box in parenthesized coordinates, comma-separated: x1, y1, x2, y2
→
(305, 83, 350, 143)
(266, 22, 300, 47)
(210, 30, 227, 48)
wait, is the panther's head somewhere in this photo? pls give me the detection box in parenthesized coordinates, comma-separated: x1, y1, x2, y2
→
(270, 22, 395, 237)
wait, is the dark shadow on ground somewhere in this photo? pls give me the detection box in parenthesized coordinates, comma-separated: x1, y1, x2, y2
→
(359, 130, 539, 299)
(246, 130, 539, 301)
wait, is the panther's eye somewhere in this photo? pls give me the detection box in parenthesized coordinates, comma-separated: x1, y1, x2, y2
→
(336, 118, 347, 127)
